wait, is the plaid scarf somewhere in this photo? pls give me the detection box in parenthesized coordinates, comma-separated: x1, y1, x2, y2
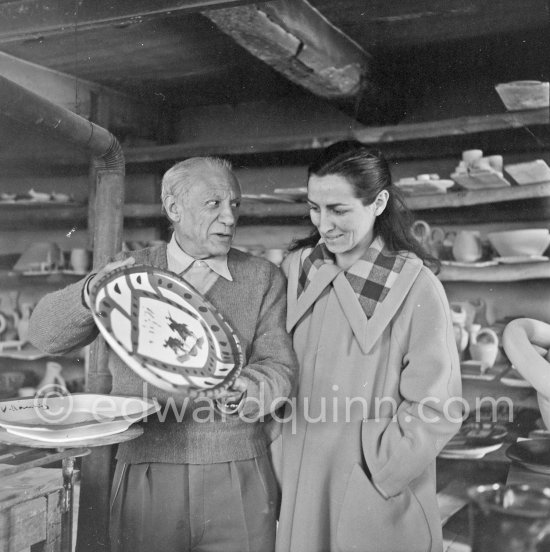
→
(297, 236, 406, 319)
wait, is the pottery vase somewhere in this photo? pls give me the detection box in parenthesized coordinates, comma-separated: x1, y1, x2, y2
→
(469, 326, 499, 373)
(452, 230, 483, 263)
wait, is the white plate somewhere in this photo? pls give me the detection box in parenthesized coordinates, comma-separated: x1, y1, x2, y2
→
(242, 194, 296, 203)
(439, 443, 503, 459)
(0, 394, 158, 443)
(500, 375, 533, 388)
(90, 265, 243, 397)
(442, 260, 499, 268)
(395, 179, 454, 195)
(273, 187, 307, 198)
(494, 255, 549, 264)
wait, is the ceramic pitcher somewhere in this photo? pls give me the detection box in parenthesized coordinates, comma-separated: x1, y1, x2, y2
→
(452, 230, 483, 263)
(469, 325, 499, 373)
(450, 304, 469, 357)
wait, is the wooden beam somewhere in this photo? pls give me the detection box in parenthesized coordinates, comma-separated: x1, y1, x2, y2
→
(203, 0, 369, 99)
(0, 0, 256, 44)
(0, 52, 158, 137)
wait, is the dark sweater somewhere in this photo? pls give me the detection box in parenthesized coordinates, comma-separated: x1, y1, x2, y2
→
(29, 245, 297, 464)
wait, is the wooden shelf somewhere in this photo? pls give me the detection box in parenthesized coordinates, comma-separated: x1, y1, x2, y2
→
(406, 181, 550, 210)
(0, 269, 84, 288)
(2, 181, 549, 228)
(439, 261, 550, 282)
(0, 203, 87, 229)
(122, 109, 550, 162)
(125, 182, 550, 218)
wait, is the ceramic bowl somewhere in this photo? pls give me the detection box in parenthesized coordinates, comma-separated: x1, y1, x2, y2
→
(487, 229, 550, 257)
(495, 81, 549, 111)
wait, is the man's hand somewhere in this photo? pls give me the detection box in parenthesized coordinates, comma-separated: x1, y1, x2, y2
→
(83, 257, 136, 308)
(214, 376, 248, 414)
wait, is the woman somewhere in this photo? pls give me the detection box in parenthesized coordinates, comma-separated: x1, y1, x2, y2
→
(276, 141, 462, 552)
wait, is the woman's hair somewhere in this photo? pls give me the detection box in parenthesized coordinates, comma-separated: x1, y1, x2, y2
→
(291, 140, 439, 269)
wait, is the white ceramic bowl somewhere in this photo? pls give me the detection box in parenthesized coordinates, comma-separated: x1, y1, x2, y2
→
(487, 229, 550, 257)
(495, 81, 549, 111)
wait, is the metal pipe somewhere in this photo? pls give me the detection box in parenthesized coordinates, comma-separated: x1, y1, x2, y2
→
(0, 74, 124, 168)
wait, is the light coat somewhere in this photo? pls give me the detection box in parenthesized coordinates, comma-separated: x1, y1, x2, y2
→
(275, 248, 462, 552)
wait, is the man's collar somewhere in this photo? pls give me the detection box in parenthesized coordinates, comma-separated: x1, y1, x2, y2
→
(166, 234, 233, 281)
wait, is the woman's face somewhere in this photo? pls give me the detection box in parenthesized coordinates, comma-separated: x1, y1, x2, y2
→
(307, 173, 386, 266)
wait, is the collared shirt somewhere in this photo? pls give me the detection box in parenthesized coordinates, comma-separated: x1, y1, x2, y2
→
(166, 234, 233, 295)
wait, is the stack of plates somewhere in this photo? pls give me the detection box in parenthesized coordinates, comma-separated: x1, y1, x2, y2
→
(439, 421, 508, 459)
(0, 394, 158, 443)
(90, 266, 243, 398)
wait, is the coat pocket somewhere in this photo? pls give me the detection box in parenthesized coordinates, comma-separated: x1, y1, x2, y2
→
(336, 463, 431, 552)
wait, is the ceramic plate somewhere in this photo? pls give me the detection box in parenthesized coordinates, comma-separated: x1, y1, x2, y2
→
(495, 256, 549, 264)
(506, 440, 550, 474)
(90, 265, 243, 397)
(440, 422, 507, 459)
(500, 370, 533, 388)
(0, 394, 158, 443)
(395, 179, 454, 195)
(439, 443, 503, 459)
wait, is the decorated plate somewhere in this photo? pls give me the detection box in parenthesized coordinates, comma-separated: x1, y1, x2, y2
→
(89, 265, 243, 397)
(0, 394, 158, 443)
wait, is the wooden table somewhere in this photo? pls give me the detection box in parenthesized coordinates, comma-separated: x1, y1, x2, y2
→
(0, 426, 143, 552)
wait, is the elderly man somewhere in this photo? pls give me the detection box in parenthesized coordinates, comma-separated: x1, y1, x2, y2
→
(29, 157, 297, 552)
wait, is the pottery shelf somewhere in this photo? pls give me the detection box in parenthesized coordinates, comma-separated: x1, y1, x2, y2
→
(2, 181, 550, 230)
(439, 261, 550, 282)
(124, 182, 550, 219)
(0, 269, 84, 289)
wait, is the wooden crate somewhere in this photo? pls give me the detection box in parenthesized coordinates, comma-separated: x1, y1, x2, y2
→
(0, 467, 63, 552)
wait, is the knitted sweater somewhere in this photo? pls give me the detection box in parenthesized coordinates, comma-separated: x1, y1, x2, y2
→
(29, 245, 297, 464)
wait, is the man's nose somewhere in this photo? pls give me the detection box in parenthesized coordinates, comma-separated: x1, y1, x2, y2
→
(219, 203, 236, 226)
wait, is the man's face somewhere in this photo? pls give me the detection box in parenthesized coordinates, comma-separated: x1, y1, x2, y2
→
(169, 167, 241, 258)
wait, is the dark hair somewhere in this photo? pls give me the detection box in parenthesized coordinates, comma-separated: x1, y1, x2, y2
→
(291, 140, 439, 270)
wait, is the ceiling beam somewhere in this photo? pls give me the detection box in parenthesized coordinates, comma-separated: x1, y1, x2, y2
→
(0, 0, 256, 44)
(203, 0, 370, 99)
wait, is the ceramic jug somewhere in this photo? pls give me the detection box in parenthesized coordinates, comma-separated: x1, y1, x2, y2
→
(70, 248, 90, 273)
(452, 230, 483, 263)
(411, 220, 450, 258)
(469, 325, 499, 373)
(37, 361, 67, 395)
(16, 302, 33, 344)
(450, 304, 469, 357)
(468, 484, 550, 552)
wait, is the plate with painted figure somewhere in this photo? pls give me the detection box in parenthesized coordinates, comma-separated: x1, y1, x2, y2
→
(89, 265, 243, 398)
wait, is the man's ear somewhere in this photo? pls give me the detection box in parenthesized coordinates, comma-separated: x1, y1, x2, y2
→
(163, 195, 181, 223)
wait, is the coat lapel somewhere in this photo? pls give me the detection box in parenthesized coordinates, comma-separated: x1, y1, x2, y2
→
(287, 262, 341, 332)
(332, 255, 423, 354)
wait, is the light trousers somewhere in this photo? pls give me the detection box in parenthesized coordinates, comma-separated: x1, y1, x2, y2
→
(110, 454, 278, 552)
